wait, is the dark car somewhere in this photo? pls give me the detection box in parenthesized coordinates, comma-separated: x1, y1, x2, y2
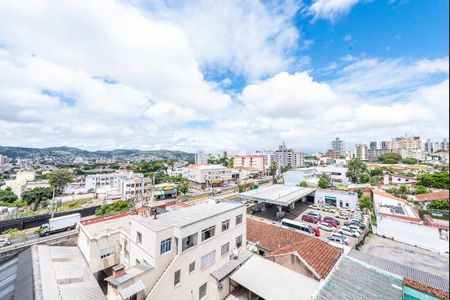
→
(323, 216, 341, 225)
(302, 214, 319, 224)
(345, 219, 366, 229)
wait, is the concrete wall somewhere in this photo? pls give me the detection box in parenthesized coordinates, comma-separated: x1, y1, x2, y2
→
(376, 216, 449, 254)
(268, 254, 317, 280)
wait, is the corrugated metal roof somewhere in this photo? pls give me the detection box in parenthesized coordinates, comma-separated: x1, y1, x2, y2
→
(349, 250, 449, 292)
(239, 185, 316, 206)
(316, 256, 404, 300)
(119, 280, 145, 299)
(0, 247, 34, 300)
(211, 250, 253, 281)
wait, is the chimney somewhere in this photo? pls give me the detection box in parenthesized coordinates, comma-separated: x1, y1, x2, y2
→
(112, 264, 126, 279)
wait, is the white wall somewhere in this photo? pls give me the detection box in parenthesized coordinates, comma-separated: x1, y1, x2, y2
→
(314, 189, 358, 210)
(376, 216, 449, 254)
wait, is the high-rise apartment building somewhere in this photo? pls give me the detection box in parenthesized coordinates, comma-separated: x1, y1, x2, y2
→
(0, 155, 9, 166)
(369, 141, 377, 151)
(355, 143, 369, 161)
(387, 136, 422, 150)
(274, 142, 304, 168)
(195, 150, 208, 165)
(424, 138, 449, 153)
(331, 137, 345, 154)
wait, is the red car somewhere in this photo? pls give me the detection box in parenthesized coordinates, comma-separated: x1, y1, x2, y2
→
(323, 219, 338, 228)
(302, 214, 319, 224)
(312, 227, 321, 237)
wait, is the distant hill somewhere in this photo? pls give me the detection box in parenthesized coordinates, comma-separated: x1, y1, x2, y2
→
(0, 146, 194, 162)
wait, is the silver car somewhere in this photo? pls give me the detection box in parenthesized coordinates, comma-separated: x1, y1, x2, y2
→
(0, 238, 11, 248)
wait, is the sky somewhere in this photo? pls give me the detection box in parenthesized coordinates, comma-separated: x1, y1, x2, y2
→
(0, 0, 448, 154)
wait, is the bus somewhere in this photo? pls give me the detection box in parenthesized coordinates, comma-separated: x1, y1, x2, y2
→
(280, 218, 320, 237)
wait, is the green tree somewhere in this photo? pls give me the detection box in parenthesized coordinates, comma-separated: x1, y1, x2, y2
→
(346, 158, 370, 184)
(370, 168, 384, 176)
(270, 162, 278, 184)
(414, 185, 428, 194)
(298, 181, 308, 187)
(96, 200, 132, 216)
(378, 152, 402, 164)
(0, 187, 18, 203)
(428, 199, 449, 210)
(369, 176, 380, 186)
(402, 157, 418, 165)
(318, 174, 331, 189)
(48, 169, 74, 195)
(417, 172, 449, 189)
(178, 182, 190, 195)
(21, 187, 53, 207)
(359, 196, 374, 211)
(238, 184, 245, 193)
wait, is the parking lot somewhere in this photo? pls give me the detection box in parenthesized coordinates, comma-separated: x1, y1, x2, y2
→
(250, 201, 369, 248)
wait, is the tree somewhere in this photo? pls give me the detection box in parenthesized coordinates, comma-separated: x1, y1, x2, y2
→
(428, 199, 449, 210)
(0, 187, 18, 203)
(369, 176, 380, 186)
(21, 187, 53, 208)
(178, 182, 189, 195)
(370, 168, 384, 176)
(402, 157, 418, 165)
(318, 174, 331, 189)
(416, 172, 449, 189)
(96, 200, 132, 216)
(359, 196, 373, 211)
(48, 169, 74, 195)
(414, 185, 428, 195)
(378, 152, 402, 164)
(270, 162, 278, 184)
(346, 158, 370, 184)
(298, 181, 308, 187)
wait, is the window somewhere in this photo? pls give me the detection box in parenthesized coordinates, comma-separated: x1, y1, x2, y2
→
(200, 251, 216, 269)
(182, 233, 198, 251)
(222, 220, 230, 232)
(199, 283, 207, 299)
(201, 226, 216, 241)
(174, 269, 181, 287)
(236, 215, 243, 225)
(136, 232, 142, 244)
(221, 242, 230, 256)
(236, 235, 243, 248)
(100, 252, 113, 259)
(161, 238, 172, 255)
(189, 261, 195, 274)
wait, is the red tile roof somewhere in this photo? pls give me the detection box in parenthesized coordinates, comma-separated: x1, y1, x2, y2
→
(247, 218, 343, 279)
(416, 191, 449, 202)
(404, 278, 449, 300)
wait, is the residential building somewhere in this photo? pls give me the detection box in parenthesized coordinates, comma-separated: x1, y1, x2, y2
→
(314, 188, 359, 210)
(232, 154, 267, 173)
(331, 137, 345, 154)
(195, 150, 208, 165)
(387, 136, 422, 150)
(382, 174, 416, 187)
(246, 218, 343, 280)
(354, 143, 369, 161)
(381, 141, 388, 150)
(85, 171, 134, 191)
(274, 142, 304, 168)
(118, 174, 152, 201)
(324, 149, 340, 159)
(369, 141, 377, 151)
(372, 189, 449, 253)
(0, 154, 8, 166)
(424, 138, 449, 153)
(182, 164, 233, 188)
(2, 170, 50, 197)
(413, 191, 449, 209)
(105, 202, 246, 300)
(282, 166, 349, 186)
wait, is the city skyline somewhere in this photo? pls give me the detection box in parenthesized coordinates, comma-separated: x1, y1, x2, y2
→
(0, 0, 448, 152)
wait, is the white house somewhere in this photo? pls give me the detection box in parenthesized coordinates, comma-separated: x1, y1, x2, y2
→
(182, 165, 233, 188)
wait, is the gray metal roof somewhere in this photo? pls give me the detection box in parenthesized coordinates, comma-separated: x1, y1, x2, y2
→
(239, 185, 316, 206)
(132, 202, 244, 231)
(210, 250, 253, 282)
(349, 250, 449, 292)
(0, 246, 34, 300)
(316, 256, 404, 300)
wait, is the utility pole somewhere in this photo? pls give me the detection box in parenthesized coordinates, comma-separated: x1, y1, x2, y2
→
(50, 187, 56, 218)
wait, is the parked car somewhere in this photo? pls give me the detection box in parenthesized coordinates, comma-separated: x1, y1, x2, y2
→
(339, 226, 361, 238)
(318, 222, 336, 232)
(327, 233, 350, 245)
(323, 219, 338, 228)
(309, 204, 321, 210)
(323, 216, 341, 225)
(0, 238, 11, 248)
(302, 214, 319, 224)
(306, 211, 322, 220)
(322, 204, 337, 213)
(345, 219, 366, 230)
(348, 225, 362, 234)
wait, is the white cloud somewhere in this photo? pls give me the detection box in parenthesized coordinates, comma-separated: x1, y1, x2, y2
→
(307, 0, 360, 21)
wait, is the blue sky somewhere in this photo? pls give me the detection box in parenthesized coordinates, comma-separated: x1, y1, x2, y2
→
(0, 0, 448, 153)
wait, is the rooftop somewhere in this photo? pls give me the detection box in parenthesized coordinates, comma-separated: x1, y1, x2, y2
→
(132, 202, 244, 232)
(416, 190, 449, 202)
(239, 184, 316, 206)
(186, 164, 229, 170)
(316, 256, 404, 300)
(80, 212, 132, 239)
(373, 189, 421, 223)
(230, 255, 319, 300)
(211, 249, 253, 282)
(247, 218, 342, 279)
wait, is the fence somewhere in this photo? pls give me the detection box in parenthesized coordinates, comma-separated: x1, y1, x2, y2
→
(0, 205, 100, 232)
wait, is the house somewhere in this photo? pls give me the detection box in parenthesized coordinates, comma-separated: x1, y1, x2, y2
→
(372, 189, 449, 254)
(182, 164, 234, 189)
(246, 218, 343, 281)
(382, 174, 416, 187)
(414, 190, 449, 208)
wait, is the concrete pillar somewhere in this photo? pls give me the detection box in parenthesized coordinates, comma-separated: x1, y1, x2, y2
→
(278, 206, 283, 213)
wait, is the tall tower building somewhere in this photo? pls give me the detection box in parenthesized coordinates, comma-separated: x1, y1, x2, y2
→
(331, 137, 345, 154)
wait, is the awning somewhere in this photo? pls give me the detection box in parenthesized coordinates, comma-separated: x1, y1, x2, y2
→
(230, 255, 319, 300)
(119, 280, 145, 299)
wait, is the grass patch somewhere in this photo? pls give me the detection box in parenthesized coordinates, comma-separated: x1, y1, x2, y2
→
(57, 198, 92, 212)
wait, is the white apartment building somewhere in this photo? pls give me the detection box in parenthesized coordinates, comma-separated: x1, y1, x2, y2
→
(274, 143, 305, 168)
(0, 154, 9, 166)
(397, 149, 426, 161)
(195, 151, 209, 165)
(118, 176, 152, 201)
(85, 172, 133, 191)
(354, 143, 369, 161)
(183, 165, 233, 188)
(2, 170, 50, 197)
(232, 155, 269, 173)
(387, 136, 422, 150)
(103, 202, 246, 300)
